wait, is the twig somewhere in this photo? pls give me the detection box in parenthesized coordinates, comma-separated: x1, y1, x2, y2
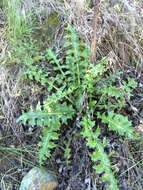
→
(90, 0, 99, 64)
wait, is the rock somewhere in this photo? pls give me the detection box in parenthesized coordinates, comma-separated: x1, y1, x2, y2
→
(32, 12, 60, 49)
(19, 167, 58, 190)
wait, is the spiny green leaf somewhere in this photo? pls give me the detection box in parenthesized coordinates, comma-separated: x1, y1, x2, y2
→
(81, 116, 119, 190)
(97, 111, 137, 139)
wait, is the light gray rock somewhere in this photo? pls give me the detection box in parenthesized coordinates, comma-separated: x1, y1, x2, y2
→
(19, 167, 58, 190)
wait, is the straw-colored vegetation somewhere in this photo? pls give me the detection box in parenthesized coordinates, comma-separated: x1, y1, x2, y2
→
(0, 0, 143, 189)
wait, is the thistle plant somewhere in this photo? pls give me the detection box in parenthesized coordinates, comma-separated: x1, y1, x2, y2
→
(17, 24, 138, 189)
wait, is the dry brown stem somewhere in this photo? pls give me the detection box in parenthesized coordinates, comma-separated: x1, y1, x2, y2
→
(90, 1, 99, 64)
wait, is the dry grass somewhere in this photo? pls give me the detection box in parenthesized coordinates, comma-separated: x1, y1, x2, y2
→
(64, 0, 143, 71)
(0, 6, 22, 135)
(98, 0, 143, 71)
(0, 1, 143, 189)
(29, 0, 143, 70)
(0, 66, 23, 134)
